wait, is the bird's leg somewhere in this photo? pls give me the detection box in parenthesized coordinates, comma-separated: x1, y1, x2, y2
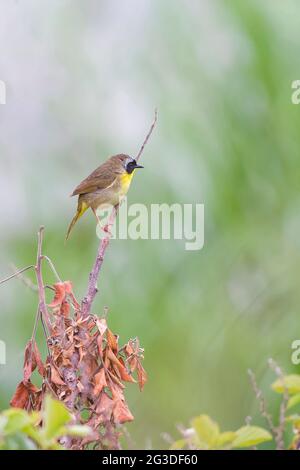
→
(103, 205, 118, 235)
(92, 208, 108, 233)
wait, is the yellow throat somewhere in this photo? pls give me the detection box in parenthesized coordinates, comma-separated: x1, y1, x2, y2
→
(119, 170, 135, 196)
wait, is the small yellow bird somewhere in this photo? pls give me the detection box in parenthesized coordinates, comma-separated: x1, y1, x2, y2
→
(66, 154, 143, 240)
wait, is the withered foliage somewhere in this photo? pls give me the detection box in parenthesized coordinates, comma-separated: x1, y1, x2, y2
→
(8, 113, 157, 450)
(10, 279, 147, 449)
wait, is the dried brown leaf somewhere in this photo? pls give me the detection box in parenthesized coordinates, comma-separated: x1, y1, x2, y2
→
(33, 342, 45, 377)
(94, 369, 107, 396)
(49, 282, 66, 308)
(81, 353, 98, 377)
(107, 349, 135, 384)
(96, 391, 114, 419)
(23, 340, 36, 384)
(77, 381, 84, 393)
(61, 300, 70, 317)
(64, 280, 80, 310)
(109, 379, 125, 402)
(137, 362, 147, 391)
(107, 329, 118, 353)
(117, 357, 136, 383)
(113, 399, 134, 424)
(50, 365, 65, 386)
(10, 381, 38, 409)
(49, 281, 78, 316)
(96, 318, 107, 336)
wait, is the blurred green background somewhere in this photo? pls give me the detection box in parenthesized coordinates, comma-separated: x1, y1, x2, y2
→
(1, 0, 300, 449)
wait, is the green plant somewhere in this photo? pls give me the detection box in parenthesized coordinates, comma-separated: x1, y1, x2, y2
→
(171, 359, 300, 450)
(272, 374, 300, 449)
(170, 414, 272, 450)
(0, 395, 91, 450)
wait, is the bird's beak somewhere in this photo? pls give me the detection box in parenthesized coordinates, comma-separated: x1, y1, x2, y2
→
(134, 163, 144, 169)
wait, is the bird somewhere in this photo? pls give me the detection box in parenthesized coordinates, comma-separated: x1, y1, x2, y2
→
(66, 154, 144, 240)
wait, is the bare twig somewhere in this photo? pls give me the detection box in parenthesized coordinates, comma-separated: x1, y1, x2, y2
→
(29, 304, 50, 356)
(41, 255, 62, 283)
(136, 108, 158, 162)
(268, 358, 288, 450)
(81, 110, 158, 318)
(1, 235, 52, 348)
(0, 265, 35, 286)
(31, 305, 41, 343)
(248, 369, 276, 434)
(35, 227, 52, 333)
(81, 205, 118, 317)
(9, 263, 38, 291)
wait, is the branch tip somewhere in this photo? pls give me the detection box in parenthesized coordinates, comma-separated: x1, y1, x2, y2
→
(136, 108, 158, 162)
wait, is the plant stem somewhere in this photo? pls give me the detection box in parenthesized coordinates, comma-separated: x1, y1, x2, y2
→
(81, 205, 118, 317)
(35, 226, 52, 333)
(0, 265, 35, 286)
(136, 108, 158, 162)
(41, 255, 62, 283)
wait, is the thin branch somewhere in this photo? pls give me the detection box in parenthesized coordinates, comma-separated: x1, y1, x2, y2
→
(268, 358, 288, 450)
(40, 315, 51, 355)
(31, 305, 41, 343)
(136, 108, 158, 162)
(41, 255, 62, 283)
(27, 304, 44, 373)
(248, 369, 276, 435)
(81, 205, 118, 317)
(35, 226, 52, 333)
(81, 110, 158, 318)
(10, 263, 38, 291)
(0, 265, 35, 286)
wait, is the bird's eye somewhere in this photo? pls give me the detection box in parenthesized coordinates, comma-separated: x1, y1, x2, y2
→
(126, 161, 135, 173)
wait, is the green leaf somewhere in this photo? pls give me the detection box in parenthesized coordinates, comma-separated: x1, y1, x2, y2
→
(49, 442, 65, 450)
(286, 414, 300, 428)
(43, 395, 72, 440)
(287, 393, 300, 410)
(63, 425, 92, 438)
(191, 415, 220, 449)
(216, 431, 236, 449)
(0, 415, 8, 433)
(2, 409, 33, 435)
(272, 375, 300, 394)
(170, 439, 187, 450)
(0, 432, 37, 450)
(23, 425, 45, 448)
(232, 426, 272, 448)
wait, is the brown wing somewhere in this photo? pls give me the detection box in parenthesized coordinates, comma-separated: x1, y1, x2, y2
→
(71, 159, 118, 196)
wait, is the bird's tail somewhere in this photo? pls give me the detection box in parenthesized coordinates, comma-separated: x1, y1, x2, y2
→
(65, 201, 88, 241)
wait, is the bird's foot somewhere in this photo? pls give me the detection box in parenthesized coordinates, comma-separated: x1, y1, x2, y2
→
(102, 224, 112, 236)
